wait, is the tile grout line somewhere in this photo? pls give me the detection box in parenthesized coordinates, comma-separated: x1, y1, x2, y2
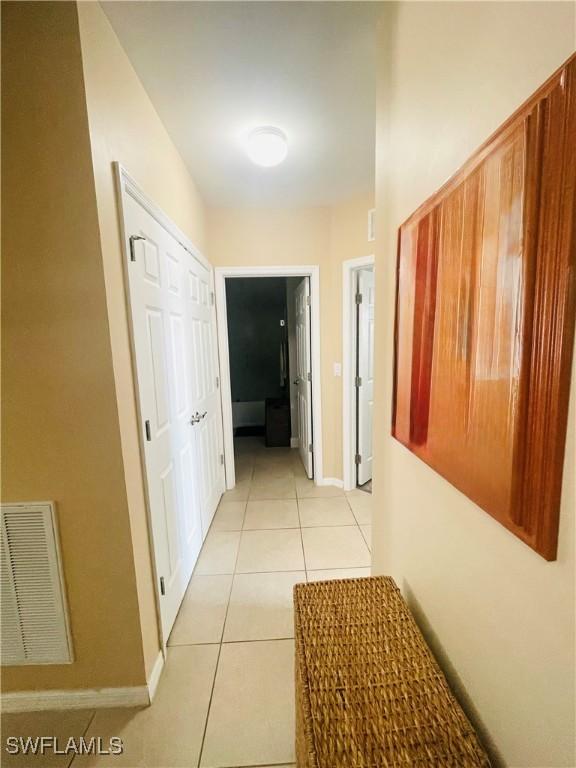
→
(295, 494, 309, 583)
(209, 523, 360, 534)
(358, 522, 371, 553)
(217, 763, 295, 768)
(195, 567, 313, 576)
(196, 457, 247, 768)
(346, 492, 372, 556)
(224, 636, 296, 645)
(195, 625, 225, 768)
(67, 709, 97, 768)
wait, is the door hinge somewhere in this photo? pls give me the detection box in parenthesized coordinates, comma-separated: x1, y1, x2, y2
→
(355, 292, 363, 305)
(306, 295, 311, 306)
(215, 376, 220, 389)
(355, 454, 362, 465)
(309, 443, 314, 453)
(159, 576, 165, 596)
(129, 235, 145, 262)
(307, 372, 312, 382)
(145, 420, 152, 441)
(210, 291, 215, 306)
(355, 376, 362, 388)
(220, 454, 224, 466)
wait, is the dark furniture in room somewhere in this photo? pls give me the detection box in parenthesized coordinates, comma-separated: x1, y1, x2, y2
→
(265, 398, 291, 447)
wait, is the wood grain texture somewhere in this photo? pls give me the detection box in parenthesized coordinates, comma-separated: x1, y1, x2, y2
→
(392, 53, 576, 560)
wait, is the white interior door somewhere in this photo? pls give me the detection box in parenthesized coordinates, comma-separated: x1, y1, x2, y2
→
(357, 268, 375, 485)
(186, 260, 225, 533)
(123, 193, 221, 641)
(295, 278, 313, 478)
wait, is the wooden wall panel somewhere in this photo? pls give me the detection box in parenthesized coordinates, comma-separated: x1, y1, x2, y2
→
(392, 54, 576, 560)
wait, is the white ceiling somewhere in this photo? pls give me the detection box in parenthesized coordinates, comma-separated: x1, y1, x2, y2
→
(101, 1, 382, 207)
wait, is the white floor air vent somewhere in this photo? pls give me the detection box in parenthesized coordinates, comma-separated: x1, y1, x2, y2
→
(1, 502, 73, 665)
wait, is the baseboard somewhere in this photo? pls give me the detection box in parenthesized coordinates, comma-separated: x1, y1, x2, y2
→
(290, 437, 299, 448)
(2, 650, 166, 714)
(147, 651, 164, 702)
(1, 685, 150, 713)
(318, 477, 344, 488)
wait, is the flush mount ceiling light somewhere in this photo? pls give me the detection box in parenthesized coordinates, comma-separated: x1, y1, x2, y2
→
(245, 126, 288, 167)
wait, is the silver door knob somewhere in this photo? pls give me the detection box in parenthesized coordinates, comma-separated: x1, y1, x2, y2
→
(294, 377, 301, 385)
(189, 411, 207, 425)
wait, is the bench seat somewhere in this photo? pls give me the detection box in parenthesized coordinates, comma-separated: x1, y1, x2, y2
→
(294, 575, 491, 767)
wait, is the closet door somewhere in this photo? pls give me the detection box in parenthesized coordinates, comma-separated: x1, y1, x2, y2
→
(123, 193, 205, 640)
(183, 249, 225, 535)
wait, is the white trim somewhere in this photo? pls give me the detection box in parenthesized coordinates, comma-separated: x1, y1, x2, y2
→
(290, 437, 299, 449)
(1, 686, 150, 713)
(147, 651, 165, 702)
(342, 255, 375, 491)
(318, 477, 344, 488)
(214, 270, 235, 488)
(115, 163, 210, 272)
(215, 265, 323, 487)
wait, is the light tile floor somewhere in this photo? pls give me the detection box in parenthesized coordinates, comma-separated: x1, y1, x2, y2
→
(2, 438, 372, 768)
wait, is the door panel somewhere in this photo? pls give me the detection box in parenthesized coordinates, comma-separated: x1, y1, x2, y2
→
(357, 268, 375, 485)
(160, 464, 179, 577)
(180, 442, 199, 556)
(295, 278, 313, 478)
(170, 314, 188, 417)
(146, 309, 171, 432)
(191, 319, 204, 399)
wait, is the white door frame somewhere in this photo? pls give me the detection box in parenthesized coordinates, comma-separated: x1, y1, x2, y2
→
(342, 254, 375, 491)
(114, 163, 220, 650)
(214, 265, 323, 488)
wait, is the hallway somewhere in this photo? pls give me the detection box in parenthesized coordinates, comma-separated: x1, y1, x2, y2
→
(2, 439, 372, 768)
(3, 3, 575, 765)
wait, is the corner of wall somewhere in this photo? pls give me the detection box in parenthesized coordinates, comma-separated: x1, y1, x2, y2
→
(2, 0, 147, 693)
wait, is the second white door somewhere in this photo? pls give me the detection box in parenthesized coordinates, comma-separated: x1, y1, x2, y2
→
(295, 278, 313, 478)
(357, 268, 375, 485)
(186, 258, 225, 533)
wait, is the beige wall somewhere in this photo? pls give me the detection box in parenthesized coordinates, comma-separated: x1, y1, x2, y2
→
(326, 198, 375, 479)
(2, 0, 209, 692)
(1, 2, 146, 691)
(372, 3, 575, 766)
(207, 196, 373, 480)
(76, 0, 208, 678)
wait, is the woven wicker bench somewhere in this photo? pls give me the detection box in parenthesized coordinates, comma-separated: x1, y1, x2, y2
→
(294, 575, 491, 767)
